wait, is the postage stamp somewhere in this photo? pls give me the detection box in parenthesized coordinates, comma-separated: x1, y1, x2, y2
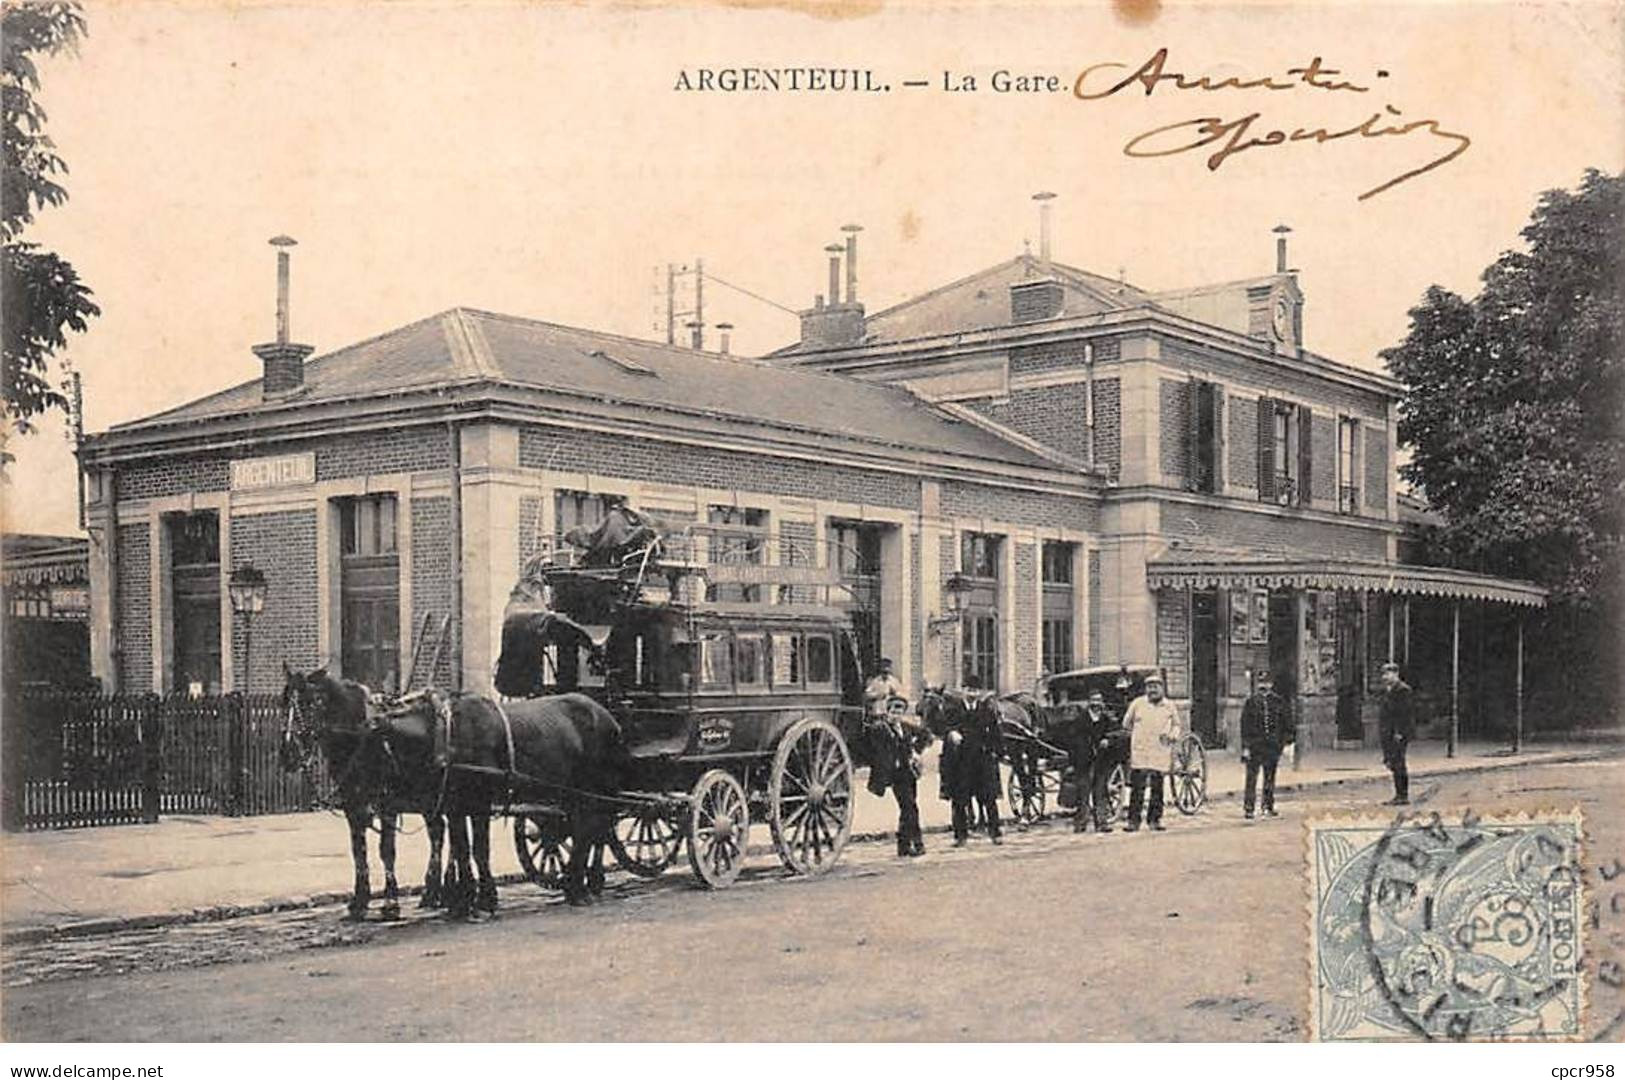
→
(1307, 809, 1585, 1041)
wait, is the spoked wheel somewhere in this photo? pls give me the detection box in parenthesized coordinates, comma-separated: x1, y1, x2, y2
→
(1105, 763, 1128, 822)
(513, 812, 572, 891)
(768, 717, 855, 875)
(608, 801, 684, 879)
(1170, 734, 1208, 815)
(686, 769, 749, 889)
(1005, 765, 1046, 827)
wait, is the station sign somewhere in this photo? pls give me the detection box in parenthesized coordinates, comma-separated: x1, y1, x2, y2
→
(231, 452, 315, 491)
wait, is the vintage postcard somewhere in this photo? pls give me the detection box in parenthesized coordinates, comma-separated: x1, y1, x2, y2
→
(1, 0, 1620, 1053)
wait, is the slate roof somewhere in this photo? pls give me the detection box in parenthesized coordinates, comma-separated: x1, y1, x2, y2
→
(111, 308, 1061, 470)
(780, 255, 1156, 351)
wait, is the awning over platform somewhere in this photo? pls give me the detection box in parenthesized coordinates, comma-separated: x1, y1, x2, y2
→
(1144, 557, 1546, 607)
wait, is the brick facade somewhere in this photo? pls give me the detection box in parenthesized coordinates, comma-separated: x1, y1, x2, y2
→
(966, 384, 1091, 463)
(230, 511, 319, 693)
(518, 495, 544, 574)
(518, 426, 921, 511)
(1093, 377, 1121, 479)
(1008, 336, 1120, 378)
(1163, 502, 1389, 560)
(115, 523, 151, 691)
(940, 481, 1098, 533)
(1228, 395, 1258, 490)
(779, 520, 818, 604)
(411, 497, 458, 686)
(1160, 378, 1191, 481)
(314, 427, 450, 482)
(1364, 428, 1389, 509)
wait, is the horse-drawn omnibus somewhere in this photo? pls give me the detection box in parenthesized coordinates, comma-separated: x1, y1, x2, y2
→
(499, 517, 871, 890)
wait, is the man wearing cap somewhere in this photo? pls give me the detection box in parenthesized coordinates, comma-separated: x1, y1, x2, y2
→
(1378, 662, 1416, 805)
(1122, 671, 1182, 832)
(1240, 670, 1293, 819)
(1072, 688, 1124, 833)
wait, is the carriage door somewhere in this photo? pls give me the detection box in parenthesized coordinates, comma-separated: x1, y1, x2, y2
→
(338, 495, 400, 693)
(829, 520, 883, 674)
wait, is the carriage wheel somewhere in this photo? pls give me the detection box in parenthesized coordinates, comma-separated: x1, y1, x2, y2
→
(609, 802, 684, 879)
(1105, 764, 1128, 822)
(1005, 766, 1046, 827)
(768, 717, 854, 876)
(513, 813, 571, 891)
(686, 769, 749, 889)
(1170, 734, 1208, 815)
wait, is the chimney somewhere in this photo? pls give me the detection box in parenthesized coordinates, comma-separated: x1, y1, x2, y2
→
(799, 237, 867, 349)
(716, 322, 734, 356)
(1273, 223, 1292, 273)
(841, 223, 862, 303)
(825, 244, 843, 309)
(252, 235, 314, 399)
(1033, 191, 1057, 265)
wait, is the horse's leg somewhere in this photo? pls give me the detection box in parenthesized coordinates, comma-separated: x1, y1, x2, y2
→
(378, 813, 401, 921)
(345, 807, 372, 921)
(473, 812, 498, 914)
(445, 813, 473, 918)
(420, 812, 445, 909)
(563, 811, 592, 907)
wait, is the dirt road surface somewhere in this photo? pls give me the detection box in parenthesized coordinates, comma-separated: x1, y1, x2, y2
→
(5, 758, 1621, 1041)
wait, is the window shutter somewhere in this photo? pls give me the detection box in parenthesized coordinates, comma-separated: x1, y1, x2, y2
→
(1185, 376, 1199, 491)
(1257, 397, 1275, 502)
(1297, 403, 1314, 506)
(1208, 383, 1225, 493)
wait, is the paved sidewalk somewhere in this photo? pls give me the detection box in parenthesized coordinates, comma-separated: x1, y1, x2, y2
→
(2, 738, 1614, 940)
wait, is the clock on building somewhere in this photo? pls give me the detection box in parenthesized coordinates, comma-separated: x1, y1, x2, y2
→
(1272, 296, 1291, 341)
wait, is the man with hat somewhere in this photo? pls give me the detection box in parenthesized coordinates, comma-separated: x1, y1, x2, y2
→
(1122, 670, 1182, 832)
(1378, 662, 1416, 805)
(862, 659, 929, 855)
(1071, 687, 1124, 833)
(1240, 669, 1293, 819)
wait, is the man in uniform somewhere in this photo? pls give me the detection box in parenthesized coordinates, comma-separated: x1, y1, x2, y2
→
(1072, 688, 1123, 834)
(1240, 670, 1292, 819)
(1123, 672, 1182, 832)
(1378, 662, 1415, 805)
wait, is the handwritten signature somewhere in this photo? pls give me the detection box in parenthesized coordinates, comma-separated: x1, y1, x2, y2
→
(1073, 48, 1472, 201)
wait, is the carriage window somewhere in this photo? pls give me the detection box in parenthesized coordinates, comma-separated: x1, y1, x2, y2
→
(735, 633, 767, 687)
(699, 632, 732, 688)
(771, 633, 801, 686)
(805, 634, 834, 686)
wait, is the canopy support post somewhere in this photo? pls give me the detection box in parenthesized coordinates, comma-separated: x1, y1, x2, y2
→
(1514, 616, 1524, 754)
(1448, 600, 1460, 759)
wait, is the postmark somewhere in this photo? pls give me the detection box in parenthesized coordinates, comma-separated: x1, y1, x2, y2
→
(1307, 809, 1585, 1041)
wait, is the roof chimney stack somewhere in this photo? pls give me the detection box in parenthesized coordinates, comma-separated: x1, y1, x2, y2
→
(716, 322, 734, 356)
(1273, 223, 1292, 273)
(825, 244, 843, 310)
(252, 235, 314, 399)
(841, 223, 862, 303)
(1033, 191, 1057, 265)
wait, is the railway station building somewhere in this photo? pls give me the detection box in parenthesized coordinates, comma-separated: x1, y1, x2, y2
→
(78, 216, 1543, 752)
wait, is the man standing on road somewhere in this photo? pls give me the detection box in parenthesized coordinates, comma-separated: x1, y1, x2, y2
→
(1123, 672, 1182, 832)
(1240, 670, 1292, 820)
(1073, 688, 1124, 834)
(865, 659, 930, 857)
(1378, 662, 1415, 805)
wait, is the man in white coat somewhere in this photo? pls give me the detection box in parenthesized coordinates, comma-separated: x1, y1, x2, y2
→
(1122, 671, 1183, 832)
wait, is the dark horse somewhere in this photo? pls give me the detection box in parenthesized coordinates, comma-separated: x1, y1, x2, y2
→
(279, 666, 447, 921)
(379, 690, 628, 911)
(918, 687, 1005, 845)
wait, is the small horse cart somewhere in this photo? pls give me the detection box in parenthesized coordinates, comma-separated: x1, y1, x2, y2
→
(500, 515, 874, 891)
(999, 664, 1209, 827)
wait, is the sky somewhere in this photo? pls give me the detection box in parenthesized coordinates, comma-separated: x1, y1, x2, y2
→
(5, 0, 1622, 537)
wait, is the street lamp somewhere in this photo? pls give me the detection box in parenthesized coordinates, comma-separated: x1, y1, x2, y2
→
(229, 564, 268, 693)
(927, 571, 976, 687)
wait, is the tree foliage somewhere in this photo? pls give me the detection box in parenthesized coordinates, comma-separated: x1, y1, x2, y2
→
(2, 0, 99, 466)
(1383, 169, 1623, 608)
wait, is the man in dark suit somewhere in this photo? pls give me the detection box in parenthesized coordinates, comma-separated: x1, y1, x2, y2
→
(1240, 670, 1292, 819)
(1378, 662, 1416, 805)
(1072, 688, 1123, 834)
